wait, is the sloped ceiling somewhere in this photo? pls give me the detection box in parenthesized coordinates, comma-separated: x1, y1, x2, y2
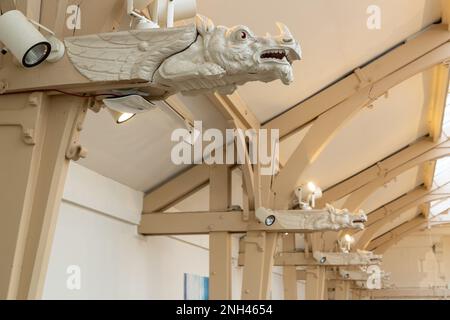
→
(77, 0, 441, 215)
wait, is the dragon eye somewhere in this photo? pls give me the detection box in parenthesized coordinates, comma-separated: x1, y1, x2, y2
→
(240, 31, 247, 40)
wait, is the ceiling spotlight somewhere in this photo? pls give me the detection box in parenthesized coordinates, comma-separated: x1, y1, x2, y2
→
(108, 109, 136, 124)
(265, 215, 276, 227)
(319, 257, 327, 264)
(0, 10, 51, 68)
(103, 95, 157, 125)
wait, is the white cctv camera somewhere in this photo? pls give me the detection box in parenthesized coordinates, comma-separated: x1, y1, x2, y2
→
(0, 10, 52, 68)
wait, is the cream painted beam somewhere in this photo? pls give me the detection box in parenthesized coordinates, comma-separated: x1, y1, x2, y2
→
(208, 92, 261, 131)
(367, 216, 426, 253)
(442, 0, 450, 30)
(207, 93, 261, 216)
(421, 63, 449, 219)
(209, 165, 232, 300)
(142, 25, 450, 213)
(0, 0, 16, 12)
(240, 231, 278, 300)
(265, 24, 450, 138)
(0, 52, 154, 95)
(428, 65, 450, 142)
(142, 165, 210, 213)
(237, 252, 380, 267)
(334, 281, 352, 300)
(0, 93, 88, 299)
(317, 136, 448, 208)
(362, 287, 450, 298)
(273, 39, 450, 208)
(15, 0, 41, 21)
(139, 211, 251, 234)
(140, 211, 364, 234)
(143, 92, 259, 215)
(282, 234, 298, 300)
(340, 138, 450, 211)
(305, 267, 327, 300)
(356, 184, 450, 249)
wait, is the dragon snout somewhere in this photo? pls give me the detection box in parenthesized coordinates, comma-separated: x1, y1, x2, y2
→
(260, 23, 302, 64)
(352, 214, 368, 224)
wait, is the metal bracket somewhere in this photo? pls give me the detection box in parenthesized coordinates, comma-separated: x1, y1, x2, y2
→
(65, 99, 89, 161)
(0, 92, 42, 145)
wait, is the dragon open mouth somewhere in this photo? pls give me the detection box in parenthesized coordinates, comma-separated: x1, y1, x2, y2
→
(260, 49, 292, 64)
(352, 218, 367, 224)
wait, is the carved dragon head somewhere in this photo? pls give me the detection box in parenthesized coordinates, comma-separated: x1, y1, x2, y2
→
(327, 204, 368, 230)
(197, 15, 302, 86)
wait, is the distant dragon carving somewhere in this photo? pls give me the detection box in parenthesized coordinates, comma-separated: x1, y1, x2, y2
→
(65, 15, 302, 98)
(256, 205, 367, 232)
(313, 250, 383, 266)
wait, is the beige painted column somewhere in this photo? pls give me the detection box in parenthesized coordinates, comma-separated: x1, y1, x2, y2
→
(209, 165, 232, 300)
(334, 280, 352, 300)
(0, 93, 88, 299)
(282, 234, 298, 300)
(241, 231, 268, 300)
(305, 266, 327, 300)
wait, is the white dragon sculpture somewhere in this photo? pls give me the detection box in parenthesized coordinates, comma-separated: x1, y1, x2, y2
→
(256, 204, 367, 232)
(64, 15, 302, 98)
(313, 250, 383, 266)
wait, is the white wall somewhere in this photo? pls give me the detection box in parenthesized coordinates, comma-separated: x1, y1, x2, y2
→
(43, 163, 284, 300)
(381, 231, 450, 290)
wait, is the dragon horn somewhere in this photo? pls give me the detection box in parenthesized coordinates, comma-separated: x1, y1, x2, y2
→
(276, 22, 294, 42)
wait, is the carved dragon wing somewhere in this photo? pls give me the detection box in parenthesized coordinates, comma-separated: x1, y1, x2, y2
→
(64, 24, 197, 82)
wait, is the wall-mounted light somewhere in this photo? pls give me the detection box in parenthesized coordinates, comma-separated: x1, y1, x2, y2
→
(0, 10, 51, 68)
(0, 10, 65, 68)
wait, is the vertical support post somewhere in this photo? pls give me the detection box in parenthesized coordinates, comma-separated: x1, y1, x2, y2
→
(261, 233, 278, 299)
(209, 165, 232, 300)
(241, 140, 279, 300)
(305, 266, 327, 300)
(0, 93, 87, 299)
(282, 234, 298, 300)
(334, 280, 352, 300)
(241, 231, 266, 300)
